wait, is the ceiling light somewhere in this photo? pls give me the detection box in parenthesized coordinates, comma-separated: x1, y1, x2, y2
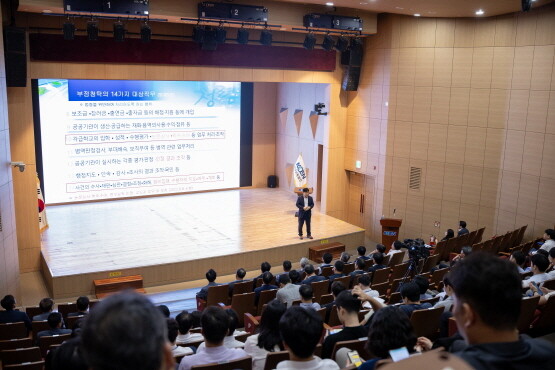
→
(87, 21, 99, 41)
(140, 22, 151, 43)
(237, 28, 249, 44)
(475, 9, 484, 15)
(113, 20, 126, 42)
(63, 20, 75, 40)
(326, 2, 334, 6)
(414, 13, 421, 17)
(303, 33, 316, 50)
(260, 29, 272, 46)
(322, 34, 334, 51)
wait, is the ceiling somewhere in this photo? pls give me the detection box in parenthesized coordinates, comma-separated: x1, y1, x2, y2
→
(273, 0, 555, 17)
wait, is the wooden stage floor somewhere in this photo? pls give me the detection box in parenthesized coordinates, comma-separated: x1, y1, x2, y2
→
(40, 188, 365, 298)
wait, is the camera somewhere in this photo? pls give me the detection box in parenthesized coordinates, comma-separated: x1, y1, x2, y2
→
(402, 238, 429, 260)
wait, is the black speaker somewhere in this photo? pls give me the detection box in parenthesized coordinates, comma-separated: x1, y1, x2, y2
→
(267, 175, 278, 188)
(3, 27, 27, 87)
(341, 38, 363, 91)
(342, 65, 361, 91)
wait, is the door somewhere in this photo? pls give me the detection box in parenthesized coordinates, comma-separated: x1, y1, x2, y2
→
(347, 171, 375, 238)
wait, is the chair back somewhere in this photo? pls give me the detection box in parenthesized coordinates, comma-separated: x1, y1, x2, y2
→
(311, 280, 330, 301)
(243, 313, 260, 334)
(65, 315, 86, 330)
(291, 299, 301, 306)
(372, 268, 390, 285)
(388, 292, 402, 305)
(231, 293, 256, 327)
(316, 307, 327, 322)
(38, 333, 71, 358)
(320, 266, 333, 277)
(333, 276, 351, 289)
(382, 254, 391, 266)
(343, 263, 355, 275)
(56, 303, 77, 321)
(443, 238, 458, 261)
(374, 349, 473, 370)
(331, 338, 370, 361)
(350, 272, 370, 288)
(257, 289, 278, 315)
(256, 276, 276, 288)
(410, 307, 444, 339)
(532, 294, 555, 332)
(467, 230, 478, 246)
(421, 296, 440, 306)
(263, 351, 289, 370)
(432, 241, 446, 262)
(319, 294, 334, 306)
(515, 225, 527, 246)
(388, 251, 405, 267)
(231, 281, 253, 296)
(475, 227, 485, 244)
(517, 295, 540, 333)
(454, 233, 470, 254)
(0, 338, 33, 351)
(421, 254, 439, 273)
(24, 307, 41, 321)
(3, 361, 45, 370)
(370, 282, 389, 296)
(390, 278, 403, 293)
(430, 267, 449, 287)
(0, 347, 41, 365)
(190, 356, 252, 369)
(31, 321, 50, 339)
(390, 262, 409, 281)
(206, 285, 231, 307)
(235, 333, 250, 343)
(327, 306, 341, 327)
(542, 279, 555, 290)
(0, 322, 28, 340)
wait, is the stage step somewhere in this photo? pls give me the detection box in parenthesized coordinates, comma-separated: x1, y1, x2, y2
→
(94, 275, 145, 299)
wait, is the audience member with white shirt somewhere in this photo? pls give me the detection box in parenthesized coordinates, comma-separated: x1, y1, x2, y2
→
(522, 254, 550, 289)
(167, 318, 193, 358)
(244, 300, 286, 370)
(195, 308, 245, 351)
(540, 229, 555, 253)
(175, 311, 204, 345)
(276, 306, 339, 370)
(387, 240, 404, 256)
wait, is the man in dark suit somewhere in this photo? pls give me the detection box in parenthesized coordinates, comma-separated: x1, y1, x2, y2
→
(458, 220, 469, 236)
(0, 295, 32, 331)
(296, 188, 314, 240)
(36, 312, 71, 340)
(301, 264, 326, 285)
(254, 272, 278, 305)
(196, 269, 219, 300)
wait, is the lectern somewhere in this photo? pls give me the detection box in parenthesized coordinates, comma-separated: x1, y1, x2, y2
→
(380, 218, 403, 252)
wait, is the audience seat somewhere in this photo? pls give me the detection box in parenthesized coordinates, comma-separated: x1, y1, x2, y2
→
(388, 292, 402, 305)
(530, 294, 555, 335)
(327, 306, 341, 327)
(177, 339, 203, 349)
(421, 297, 440, 306)
(230, 281, 252, 296)
(0, 323, 28, 341)
(31, 321, 49, 339)
(333, 276, 351, 289)
(390, 263, 409, 281)
(331, 338, 370, 362)
(371, 268, 390, 285)
(320, 266, 333, 277)
(388, 251, 405, 267)
(3, 361, 45, 370)
(190, 356, 252, 369)
(234, 333, 250, 343)
(517, 296, 541, 333)
(228, 293, 255, 327)
(37, 333, 71, 358)
(319, 294, 334, 306)
(410, 307, 444, 340)
(0, 347, 41, 366)
(474, 227, 485, 244)
(65, 315, 85, 330)
(371, 282, 389, 296)
(255, 277, 276, 289)
(375, 349, 473, 370)
(429, 268, 449, 288)
(421, 254, 440, 273)
(343, 263, 355, 275)
(311, 280, 329, 302)
(24, 308, 41, 322)
(56, 303, 77, 321)
(350, 272, 371, 288)
(196, 285, 230, 311)
(263, 350, 289, 370)
(542, 279, 555, 290)
(382, 254, 391, 266)
(244, 313, 260, 334)
(390, 278, 403, 294)
(257, 290, 278, 315)
(0, 338, 33, 351)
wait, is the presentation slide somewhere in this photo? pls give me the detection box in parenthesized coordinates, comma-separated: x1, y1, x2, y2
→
(36, 79, 242, 204)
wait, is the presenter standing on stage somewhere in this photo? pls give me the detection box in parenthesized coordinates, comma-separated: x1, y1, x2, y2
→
(297, 188, 314, 240)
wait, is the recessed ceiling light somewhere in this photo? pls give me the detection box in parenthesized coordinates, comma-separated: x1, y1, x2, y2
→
(414, 13, 421, 17)
(326, 2, 334, 6)
(475, 9, 484, 15)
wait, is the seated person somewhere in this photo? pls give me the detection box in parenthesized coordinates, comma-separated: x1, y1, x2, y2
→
(288, 270, 302, 285)
(175, 311, 204, 345)
(522, 254, 549, 289)
(254, 272, 278, 305)
(301, 264, 326, 285)
(368, 252, 388, 275)
(328, 261, 345, 283)
(509, 251, 530, 274)
(356, 274, 383, 310)
(539, 229, 555, 253)
(276, 274, 301, 307)
(276, 260, 292, 284)
(67, 296, 89, 318)
(244, 300, 286, 370)
(368, 243, 386, 257)
(33, 297, 55, 321)
(196, 269, 219, 301)
(167, 318, 193, 358)
(317, 253, 334, 275)
(158, 305, 170, 318)
(546, 248, 555, 274)
(413, 275, 434, 300)
(448, 246, 473, 268)
(387, 240, 404, 256)
(457, 220, 469, 236)
(357, 246, 371, 261)
(322, 281, 347, 312)
(228, 268, 247, 296)
(37, 312, 72, 339)
(277, 307, 339, 370)
(255, 262, 272, 282)
(398, 282, 433, 317)
(81, 292, 175, 370)
(0, 294, 32, 331)
(321, 291, 367, 359)
(197, 309, 244, 350)
(298, 257, 309, 274)
(448, 252, 553, 369)
(45, 337, 88, 370)
(299, 284, 321, 310)
(441, 228, 455, 242)
(433, 275, 454, 312)
(337, 306, 417, 369)
(349, 258, 367, 278)
(178, 307, 248, 370)
(340, 252, 351, 264)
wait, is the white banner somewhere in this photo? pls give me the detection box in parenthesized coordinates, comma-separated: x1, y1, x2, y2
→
(293, 154, 308, 188)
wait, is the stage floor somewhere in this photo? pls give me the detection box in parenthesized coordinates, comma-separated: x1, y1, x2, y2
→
(40, 188, 365, 298)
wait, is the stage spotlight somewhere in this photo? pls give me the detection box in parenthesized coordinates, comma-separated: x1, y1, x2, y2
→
(193, 25, 205, 43)
(201, 27, 218, 51)
(63, 20, 75, 40)
(140, 22, 151, 43)
(322, 34, 334, 51)
(87, 21, 99, 41)
(237, 28, 249, 44)
(216, 27, 227, 43)
(303, 33, 316, 50)
(113, 20, 126, 42)
(260, 29, 272, 46)
(335, 35, 349, 52)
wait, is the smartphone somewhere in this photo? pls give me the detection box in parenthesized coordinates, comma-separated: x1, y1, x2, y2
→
(532, 282, 544, 296)
(389, 347, 410, 362)
(347, 350, 363, 367)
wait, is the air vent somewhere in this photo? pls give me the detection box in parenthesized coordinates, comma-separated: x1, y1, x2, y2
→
(409, 167, 422, 190)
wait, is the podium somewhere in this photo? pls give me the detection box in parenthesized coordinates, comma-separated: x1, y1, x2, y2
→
(380, 218, 402, 252)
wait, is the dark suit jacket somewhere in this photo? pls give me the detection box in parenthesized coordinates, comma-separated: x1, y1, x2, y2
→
(296, 195, 314, 218)
(37, 328, 72, 339)
(458, 228, 469, 236)
(328, 273, 345, 283)
(368, 264, 388, 274)
(196, 282, 219, 300)
(254, 284, 278, 304)
(301, 275, 327, 285)
(0, 310, 32, 331)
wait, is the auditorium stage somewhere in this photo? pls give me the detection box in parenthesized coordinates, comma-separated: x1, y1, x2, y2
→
(40, 188, 365, 298)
